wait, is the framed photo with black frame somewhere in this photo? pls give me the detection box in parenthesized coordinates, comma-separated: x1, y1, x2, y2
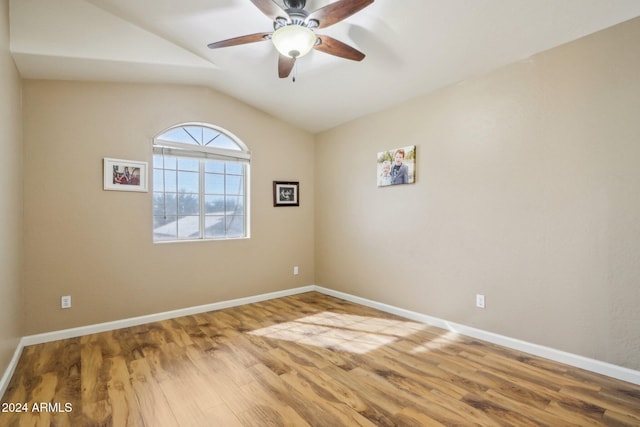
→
(273, 181, 299, 207)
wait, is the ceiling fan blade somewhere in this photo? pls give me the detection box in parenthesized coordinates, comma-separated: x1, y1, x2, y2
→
(250, 0, 289, 20)
(207, 32, 272, 49)
(306, 0, 374, 29)
(278, 54, 296, 78)
(314, 35, 365, 61)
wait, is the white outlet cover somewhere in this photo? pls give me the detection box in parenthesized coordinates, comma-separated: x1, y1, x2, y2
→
(61, 295, 71, 309)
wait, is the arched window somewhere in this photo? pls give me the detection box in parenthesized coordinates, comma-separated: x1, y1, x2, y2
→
(152, 123, 250, 242)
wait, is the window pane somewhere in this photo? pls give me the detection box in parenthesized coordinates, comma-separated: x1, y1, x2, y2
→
(154, 216, 177, 240)
(225, 196, 244, 214)
(177, 216, 200, 239)
(205, 161, 225, 174)
(177, 171, 199, 193)
(205, 216, 225, 238)
(225, 175, 243, 195)
(153, 169, 164, 192)
(153, 193, 167, 216)
(156, 128, 196, 145)
(205, 173, 224, 194)
(164, 170, 177, 192)
(178, 194, 199, 215)
(160, 155, 177, 170)
(183, 126, 204, 144)
(205, 196, 224, 214)
(202, 127, 221, 145)
(214, 134, 242, 151)
(226, 216, 245, 237)
(226, 162, 244, 175)
(178, 158, 199, 172)
(156, 193, 178, 215)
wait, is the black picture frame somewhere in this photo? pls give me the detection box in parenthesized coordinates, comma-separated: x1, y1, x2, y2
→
(273, 181, 299, 207)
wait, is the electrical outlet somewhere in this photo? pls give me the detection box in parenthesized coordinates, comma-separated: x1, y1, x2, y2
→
(61, 295, 71, 309)
(293, 265, 299, 275)
(476, 294, 485, 309)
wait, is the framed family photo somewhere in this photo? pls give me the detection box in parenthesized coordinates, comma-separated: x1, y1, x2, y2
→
(273, 181, 299, 206)
(377, 145, 416, 187)
(103, 158, 148, 192)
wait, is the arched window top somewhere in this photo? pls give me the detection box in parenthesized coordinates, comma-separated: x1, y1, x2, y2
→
(154, 123, 250, 160)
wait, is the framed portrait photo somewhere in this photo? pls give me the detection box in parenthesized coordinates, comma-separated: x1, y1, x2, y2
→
(103, 158, 148, 192)
(377, 145, 416, 187)
(273, 181, 299, 207)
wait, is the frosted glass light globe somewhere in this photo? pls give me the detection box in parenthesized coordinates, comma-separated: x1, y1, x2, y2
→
(272, 25, 316, 58)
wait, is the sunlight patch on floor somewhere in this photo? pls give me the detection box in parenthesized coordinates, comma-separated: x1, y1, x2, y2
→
(249, 311, 427, 354)
(410, 331, 461, 354)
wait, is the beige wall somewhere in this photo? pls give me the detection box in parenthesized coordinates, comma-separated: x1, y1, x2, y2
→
(22, 81, 315, 334)
(0, 0, 23, 374)
(10, 10, 640, 376)
(315, 17, 640, 370)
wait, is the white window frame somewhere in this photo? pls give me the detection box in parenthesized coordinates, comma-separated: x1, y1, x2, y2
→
(152, 123, 250, 242)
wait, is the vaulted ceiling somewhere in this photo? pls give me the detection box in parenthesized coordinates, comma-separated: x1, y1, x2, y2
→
(10, 0, 640, 132)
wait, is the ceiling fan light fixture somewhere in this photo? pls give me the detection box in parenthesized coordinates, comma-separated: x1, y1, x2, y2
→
(271, 24, 316, 58)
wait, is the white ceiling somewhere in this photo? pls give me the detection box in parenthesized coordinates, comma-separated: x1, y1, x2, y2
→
(9, 0, 640, 133)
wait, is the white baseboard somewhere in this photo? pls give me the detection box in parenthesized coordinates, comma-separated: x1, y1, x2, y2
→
(2, 284, 638, 399)
(0, 341, 25, 400)
(1, 286, 315, 398)
(313, 286, 640, 386)
(21, 286, 316, 346)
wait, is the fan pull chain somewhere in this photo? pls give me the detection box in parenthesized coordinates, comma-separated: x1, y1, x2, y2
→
(293, 60, 298, 82)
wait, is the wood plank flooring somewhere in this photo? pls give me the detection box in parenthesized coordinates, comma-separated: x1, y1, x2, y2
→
(1, 292, 639, 426)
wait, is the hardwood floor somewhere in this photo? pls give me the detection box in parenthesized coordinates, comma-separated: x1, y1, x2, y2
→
(1, 292, 639, 426)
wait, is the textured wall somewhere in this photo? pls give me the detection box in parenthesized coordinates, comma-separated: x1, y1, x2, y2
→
(0, 0, 23, 378)
(315, 17, 640, 370)
(22, 81, 315, 334)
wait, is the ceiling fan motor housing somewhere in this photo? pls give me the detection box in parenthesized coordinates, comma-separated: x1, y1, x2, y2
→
(277, 0, 319, 29)
(283, 0, 306, 9)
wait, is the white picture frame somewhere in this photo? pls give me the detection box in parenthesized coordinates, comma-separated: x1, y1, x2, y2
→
(103, 158, 148, 192)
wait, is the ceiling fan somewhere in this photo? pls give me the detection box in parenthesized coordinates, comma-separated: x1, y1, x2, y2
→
(207, 0, 374, 79)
